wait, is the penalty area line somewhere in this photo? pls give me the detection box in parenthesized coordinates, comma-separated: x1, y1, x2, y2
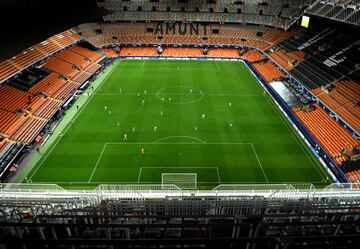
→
(250, 143, 269, 183)
(88, 144, 107, 183)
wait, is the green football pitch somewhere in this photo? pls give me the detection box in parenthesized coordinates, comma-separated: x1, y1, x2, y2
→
(24, 59, 331, 189)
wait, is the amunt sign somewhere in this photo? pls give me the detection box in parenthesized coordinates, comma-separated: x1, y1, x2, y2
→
(152, 22, 210, 36)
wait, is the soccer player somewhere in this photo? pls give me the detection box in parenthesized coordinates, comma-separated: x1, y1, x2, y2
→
(154, 126, 157, 132)
(141, 148, 145, 155)
(144, 90, 147, 95)
(228, 102, 232, 107)
(162, 98, 165, 102)
(142, 100, 145, 105)
(123, 133, 127, 141)
(104, 106, 107, 111)
(201, 113, 206, 119)
(168, 97, 172, 102)
(229, 122, 233, 128)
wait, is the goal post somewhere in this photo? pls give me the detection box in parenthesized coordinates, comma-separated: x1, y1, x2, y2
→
(161, 173, 197, 189)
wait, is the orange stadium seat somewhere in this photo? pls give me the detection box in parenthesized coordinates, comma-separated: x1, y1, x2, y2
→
(0, 85, 44, 113)
(81, 23, 298, 51)
(28, 73, 68, 97)
(207, 48, 240, 58)
(239, 50, 265, 62)
(68, 45, 104, 62)
(55, 49, 92, 69)
(312, 80, 360, 133)
(102, 48, 120, 58)
(11, 117, 47, 144)
(253, 62, 286, 82)
(119, 47, 158, 56)
(293, 104, 359, 165)
(0, 110, 26, 137)
(44, 57, 80, 78)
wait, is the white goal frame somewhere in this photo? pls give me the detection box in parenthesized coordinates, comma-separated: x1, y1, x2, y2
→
(161, 173, 197, 189)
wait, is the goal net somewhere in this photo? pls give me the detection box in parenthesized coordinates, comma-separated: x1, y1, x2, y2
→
(161, 173, 197, 189)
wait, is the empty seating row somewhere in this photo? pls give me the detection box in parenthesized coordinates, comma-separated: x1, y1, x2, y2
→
(49, 29, 81, 47)
(0, 139, 11, 158)
(44, 57, 80, 78)
(162, 47, 203, 57)
(11, 117, 48, 144)
(0, 29, 81, 84)
(252, 62, 286, 82)
(312, 80, 360, 133)
(293, 104, 359, 165)
(55, 49, 92, 69)
(346, 170, 360, 183)
(32, 99, 62, 119)
(119, 47, 158, 57)
(0, 85, 44, 113)
(207, 48, 240, 58)
(69, 46, 104, 62)
(52, 82, 78, 100)
(0, 61, 19, 83)
(104, 46, 266, 60)
(81, 23, 298, 51)
(84, 63, 102, 74)
(28, 73, 68, 97)
(0, 45, 103, 147)
(102, 48, 120, 58)
(269, 50, 295, 71)
(0, 110, 26, 136)
(72, 71, 92, 84)
(240, 50, 266, 62)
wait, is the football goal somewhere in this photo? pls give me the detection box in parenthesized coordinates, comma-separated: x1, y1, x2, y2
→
(161, 173, 197, 189)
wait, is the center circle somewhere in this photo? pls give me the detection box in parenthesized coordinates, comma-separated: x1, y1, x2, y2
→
(156, 86, 204, 104)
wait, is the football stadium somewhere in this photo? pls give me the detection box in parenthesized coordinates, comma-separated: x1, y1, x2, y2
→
(0, 0, 359, 248)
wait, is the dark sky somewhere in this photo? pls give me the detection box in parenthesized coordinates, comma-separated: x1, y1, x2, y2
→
(0, 0, 109, 60)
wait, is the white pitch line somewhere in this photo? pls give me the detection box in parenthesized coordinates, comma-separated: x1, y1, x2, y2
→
(216, 167, 221, 183)
(97, 93, 262, 97)
(153, 136, 206, 144)
(250, 143, 269, 183)
(264, 95, 326, 181)
(105, 142, 253, 145)
(33, 181, 326, 184)
(88, 144, 107, 183)
(28, 62, 120, 181)
(141, 61, 145, 68)
(137, 167, 143, 183)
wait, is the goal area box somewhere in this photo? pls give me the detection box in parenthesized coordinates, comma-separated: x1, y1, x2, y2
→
(162, 173, 197, 189)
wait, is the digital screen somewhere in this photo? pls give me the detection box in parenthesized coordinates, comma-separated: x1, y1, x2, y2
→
(301, 15, 310, 28)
